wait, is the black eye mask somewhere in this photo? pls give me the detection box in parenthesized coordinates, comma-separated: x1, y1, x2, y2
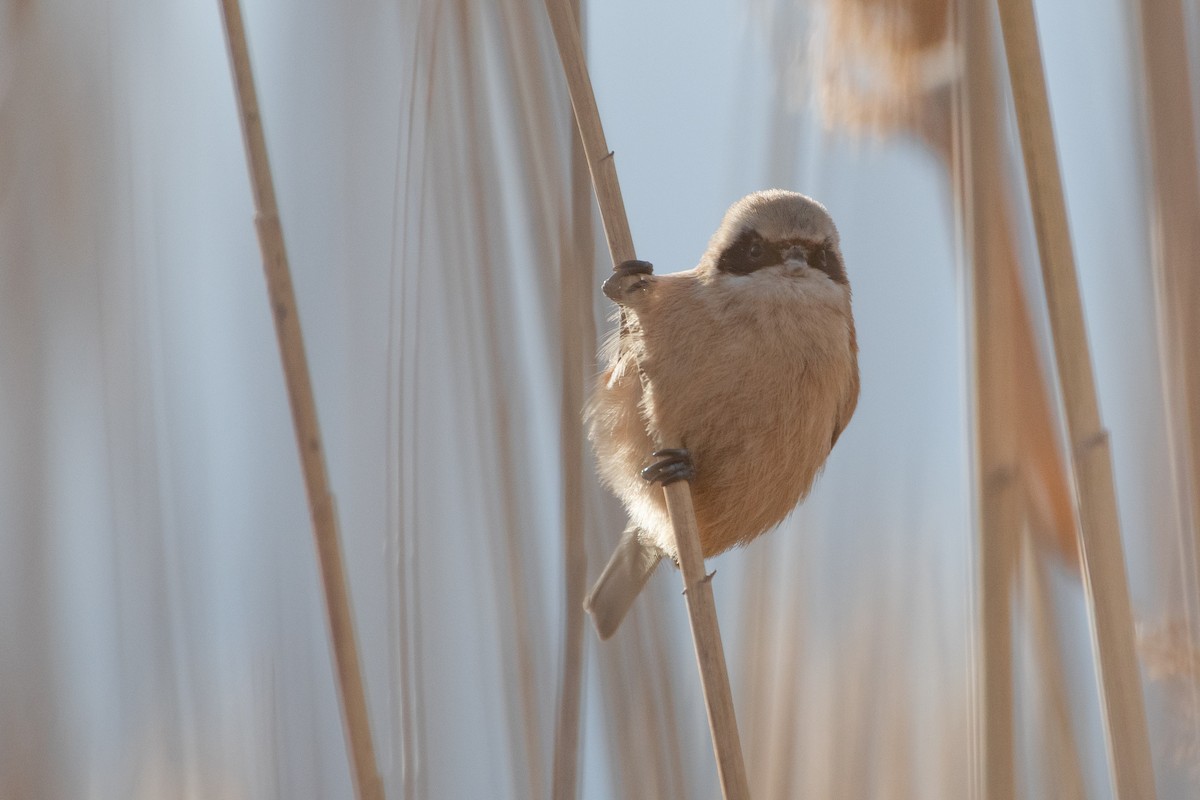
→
(717, 230, 847, 285)
(716, 231, 781, 275)
(809, 244, 847, 285)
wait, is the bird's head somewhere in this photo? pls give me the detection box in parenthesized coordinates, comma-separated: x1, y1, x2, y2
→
(699, 190, 846, 287)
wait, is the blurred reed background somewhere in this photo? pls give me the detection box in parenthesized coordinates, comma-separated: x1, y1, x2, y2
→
(1, 0, 1198, 797)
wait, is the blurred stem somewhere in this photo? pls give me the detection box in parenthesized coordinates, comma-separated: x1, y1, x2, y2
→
(1020, 530, 1087, 800)
(550, 2, 594, 796)
(993, 0, 1156, 796)
(925, 57, 1078, 570)
(1136, 0, 1200, 612)
(955, 2, 1088, 792)
(216, 3, 383, 799)
(962, 5, 1018, 792)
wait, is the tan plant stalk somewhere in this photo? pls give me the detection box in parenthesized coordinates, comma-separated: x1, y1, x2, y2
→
(542, 1, 751, 797)
(993, 0, 1156, 796)
(1137, 0, 1200, 642)
(215, 3, 383, 799)
(1020, 531, 1087, 800)
(1136, 0, 1200, 781)
(961, 0, 1027, 793)
(550, 3, 595, 795)
(955, 15, 1089, 786)
(820, 0, 1079, 566)
(962, 2, 1018, 791)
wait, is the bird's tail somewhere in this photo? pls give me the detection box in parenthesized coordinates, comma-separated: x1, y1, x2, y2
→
(584, 527, 663, 640)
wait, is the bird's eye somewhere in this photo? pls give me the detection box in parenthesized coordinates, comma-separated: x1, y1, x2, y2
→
(747, 241, 765, 260)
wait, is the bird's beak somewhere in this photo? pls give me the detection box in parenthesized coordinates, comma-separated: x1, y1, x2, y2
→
(782, 243, 808, 271)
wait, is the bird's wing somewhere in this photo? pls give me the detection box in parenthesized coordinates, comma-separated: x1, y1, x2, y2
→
(831, 325, 860, 450)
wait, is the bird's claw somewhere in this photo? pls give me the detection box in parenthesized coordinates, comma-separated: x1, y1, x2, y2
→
(603, 260, 654, 303)
(640, 448, 694, 486)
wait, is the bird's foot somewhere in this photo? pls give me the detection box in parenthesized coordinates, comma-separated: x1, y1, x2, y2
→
(602, 260, 654, 303)
(640, 448, 694, 486)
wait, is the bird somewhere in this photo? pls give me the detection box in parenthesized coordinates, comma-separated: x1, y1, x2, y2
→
(584, 189, 860, 639)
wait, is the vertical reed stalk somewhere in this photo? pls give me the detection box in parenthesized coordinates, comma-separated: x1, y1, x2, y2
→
(1010, 257, 1078, 565)
(1136, 0, 1200, 608)
(1020, 531, 1087, 800)
(919, 8, 1078, 569)
(962, 6, 1018, 793)
(550, 33, 594, 800)
(542, 2, 750, 796)
(216, 3, 383, 799)
(970, 248, 1019, 800)
(993, 0, 1156, 796)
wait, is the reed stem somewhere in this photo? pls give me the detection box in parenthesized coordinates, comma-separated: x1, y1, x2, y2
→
(550, 4, 594, 792)
(962, 2, 1019, 793)
(1136, 0, 1200, 606)
(993, 1, 1156, 796)
(216, 3, 384, 798)
(542, 2, 750, 797)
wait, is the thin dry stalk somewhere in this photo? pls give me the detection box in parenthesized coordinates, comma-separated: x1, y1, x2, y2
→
(993, 0, 1156, 796)
(542, 2, 750, 797)
(659, 485, 751, 798)
(962, 6, 1017, 792)
(961, 2, 1034, 793)
(969, 223, 1020, 797)
(935, 99, 1079, 568)
(541, 1, 633, 262)
(1010, 261, 1078, 565)
(215, 3, 383, 799)
(550, 3, 595, 792)
(449, 4, 550, 793)
(738, 545, 776, 788)
(1020, 530, 1087, 800)
(822, 0, 1079, 566)
(1137, 0, 1200, 614)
